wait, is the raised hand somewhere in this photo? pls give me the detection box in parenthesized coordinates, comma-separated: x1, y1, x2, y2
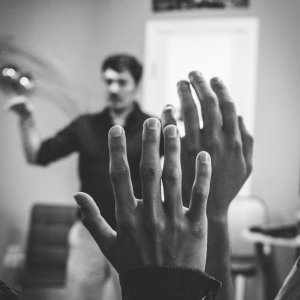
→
(161, 71, 254, 300)
(163, 72, 253, 217)
(4, 95, 34, 119)
(73, 118, 212, 273)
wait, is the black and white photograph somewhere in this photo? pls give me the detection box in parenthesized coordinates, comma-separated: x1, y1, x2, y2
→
(0, 1, 299, 300)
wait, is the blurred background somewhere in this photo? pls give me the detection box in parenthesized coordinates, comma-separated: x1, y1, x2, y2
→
(0, 0, 299, 299)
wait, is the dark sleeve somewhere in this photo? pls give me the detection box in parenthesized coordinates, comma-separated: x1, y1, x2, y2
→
(36, 117, 82, 166)
(0, 281, 21, 300)
(120, 266, 221, 300)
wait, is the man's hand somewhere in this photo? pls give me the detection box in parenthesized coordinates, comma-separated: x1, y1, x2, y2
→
(4, 95, 34, 120)
(161, 71, 254, 300)
(73, 118, 212, 273)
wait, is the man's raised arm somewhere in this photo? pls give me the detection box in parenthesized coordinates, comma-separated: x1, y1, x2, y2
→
(5, 95, 41, 164)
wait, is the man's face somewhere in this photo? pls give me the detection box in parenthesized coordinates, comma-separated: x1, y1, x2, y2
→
(103, 68, 138, 112)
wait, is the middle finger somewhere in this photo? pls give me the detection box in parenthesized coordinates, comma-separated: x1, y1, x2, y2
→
(140, 118, 162, 213)
(162, 125, 182, 217)
(177, 80, 201, 146)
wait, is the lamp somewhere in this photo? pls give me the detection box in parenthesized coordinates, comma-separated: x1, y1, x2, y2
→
(0, 64, 35, 95)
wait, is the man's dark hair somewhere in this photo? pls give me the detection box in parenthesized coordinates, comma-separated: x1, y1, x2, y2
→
(101, 54, 143, 85)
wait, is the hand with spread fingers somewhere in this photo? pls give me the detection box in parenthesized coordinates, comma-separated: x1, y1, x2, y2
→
(162, 72, 253, 216)
(73, 118, 223, 299)
(74, 118, 211, 272)
(161, 71, 253, 300)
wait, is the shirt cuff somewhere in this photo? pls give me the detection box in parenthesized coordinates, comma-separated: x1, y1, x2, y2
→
(120, 266, 221, 300)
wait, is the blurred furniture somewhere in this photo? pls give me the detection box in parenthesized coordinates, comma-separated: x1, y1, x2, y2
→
(3, 203, 77, 297)
(242, 226, 300, 300)
(228, 196, 269, 300)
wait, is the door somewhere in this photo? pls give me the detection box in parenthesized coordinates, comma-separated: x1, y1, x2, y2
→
(142, 17, 259, 196)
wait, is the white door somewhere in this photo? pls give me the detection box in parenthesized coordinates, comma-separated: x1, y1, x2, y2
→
(142, 17, 259, 196)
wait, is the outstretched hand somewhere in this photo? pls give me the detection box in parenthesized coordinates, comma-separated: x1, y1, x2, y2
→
(4, 95, 34, 119)
(74, 118, 212, 273)
(162, 72, 253, 219)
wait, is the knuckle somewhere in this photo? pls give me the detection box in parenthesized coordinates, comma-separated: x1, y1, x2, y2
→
(199, 165, 211, 178)
(172, 219, 186, 234)
(110, 143, 124, 154)
(165, 141, 179, 153)
(144, 217, 165, 234)
(162, 168, 181, 184)
(204, 135, 222, 152)
(182, 103, 196, 116)
(119, 216, 137, 231)
(140, 164, 161, 179)
(110, 165, 130, 181)
(229, 139, 243, 154)
(225, 134, 240, 147)
(203, 93, 217, 105)
(192, 186, 209, 201)
(221, 101, 236, 114)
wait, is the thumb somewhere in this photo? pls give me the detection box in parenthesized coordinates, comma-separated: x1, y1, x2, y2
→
(74, 192, 117, 264)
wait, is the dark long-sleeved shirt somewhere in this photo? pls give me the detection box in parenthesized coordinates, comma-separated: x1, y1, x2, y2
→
(36, 103, 152, 230)
(120, 266, 221, 300)
(0, 266, 221, 300)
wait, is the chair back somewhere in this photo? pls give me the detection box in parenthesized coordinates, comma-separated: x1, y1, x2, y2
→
(228, 196, 269, 258)
(21, 203, 77, 287)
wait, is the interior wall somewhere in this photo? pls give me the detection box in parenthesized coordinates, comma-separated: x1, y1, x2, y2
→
(0, 0, 100, 280)
(0, 0, 300, 296)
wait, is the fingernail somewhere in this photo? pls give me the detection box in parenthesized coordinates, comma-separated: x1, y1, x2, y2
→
(189, 71, 201, 78)
(211, 77, 222, 85)
(110, 126, 122, 137)
(147, 118, 159, 130)
(199, 151, 210, 163)
(166, 125, 177, 138)
(164, 104, 173, 110)
(177, 80, 189, 87)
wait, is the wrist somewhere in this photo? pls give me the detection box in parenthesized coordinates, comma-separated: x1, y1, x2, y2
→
(206, 195, 231, 223)
(206, 206, 229, 223)
(207, 214, 228, 224)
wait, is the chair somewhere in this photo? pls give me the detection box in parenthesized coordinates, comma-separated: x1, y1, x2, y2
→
(228, 196, 269, 300)
(4, 203, 77, 297)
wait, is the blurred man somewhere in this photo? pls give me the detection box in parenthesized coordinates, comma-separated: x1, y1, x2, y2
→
(6, 54, 154, 300)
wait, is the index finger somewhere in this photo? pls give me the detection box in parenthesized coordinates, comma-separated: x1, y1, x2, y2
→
(161, 105, 177, 130)
(109, 126, 136, 214)
(177, 80, 201, 146)
(188, 71, 221, 135)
